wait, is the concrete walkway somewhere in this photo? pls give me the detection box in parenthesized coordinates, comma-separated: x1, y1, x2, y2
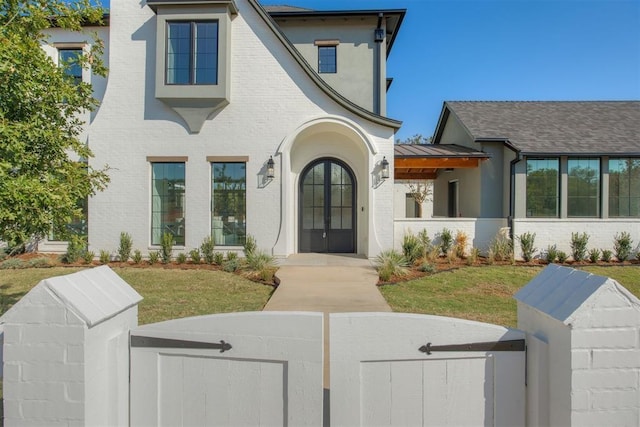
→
(262, 253, 391, 313)
(263, 253, 391, 396)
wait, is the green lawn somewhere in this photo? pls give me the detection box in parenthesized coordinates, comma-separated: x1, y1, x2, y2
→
(380, 265, 640, 327)
(0, 267, 274, 324)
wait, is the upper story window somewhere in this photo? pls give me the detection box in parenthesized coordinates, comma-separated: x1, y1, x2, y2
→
(318, 46, 337, 73)
(58, 48, 83, 85)
(167, 21, 219, 85)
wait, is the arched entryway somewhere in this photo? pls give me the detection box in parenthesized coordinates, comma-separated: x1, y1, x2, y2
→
(299, 158, 356, 253)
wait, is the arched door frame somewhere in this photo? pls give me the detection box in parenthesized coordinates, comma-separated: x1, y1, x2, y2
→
(298, 157, 357, 253)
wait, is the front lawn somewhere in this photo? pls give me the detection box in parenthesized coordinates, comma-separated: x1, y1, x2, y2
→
(0, 267, 274, 324)
(380, 265, 640, 327)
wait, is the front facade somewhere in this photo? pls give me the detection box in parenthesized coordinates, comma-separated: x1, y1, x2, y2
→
(395, 101, 640, 258)
(39, 0, 405, 258)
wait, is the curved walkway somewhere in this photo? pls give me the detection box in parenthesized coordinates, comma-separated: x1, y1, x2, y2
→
(263, 253, 391, 313)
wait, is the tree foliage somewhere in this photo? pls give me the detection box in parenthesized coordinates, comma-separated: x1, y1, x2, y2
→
(396, 134, 432, 145)
(0, 0, 109, 250)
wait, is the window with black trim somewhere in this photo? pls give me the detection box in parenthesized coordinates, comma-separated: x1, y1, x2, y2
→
(151, 162, 186, 245)
(526, 158, 559, 217)
(609, 158, 640, 217)
(318, 45, 337, 74)
(166, 21, 218, 85)
(568, 158, 600, 217)
(211, 162, 246, 246)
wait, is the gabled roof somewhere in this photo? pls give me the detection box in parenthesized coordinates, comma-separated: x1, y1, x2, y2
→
(248, 0, 402, 129)
(434, 101, 640, 156)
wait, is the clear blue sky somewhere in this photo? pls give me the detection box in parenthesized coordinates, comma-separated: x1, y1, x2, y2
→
(104, 0, 640, 141)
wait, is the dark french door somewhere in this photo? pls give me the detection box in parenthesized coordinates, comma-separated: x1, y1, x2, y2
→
(299, 159, 356, 253)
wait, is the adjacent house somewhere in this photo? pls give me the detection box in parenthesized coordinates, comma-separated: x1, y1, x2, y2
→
(39, 0, 406, 258)
(395, 101, 640, 258)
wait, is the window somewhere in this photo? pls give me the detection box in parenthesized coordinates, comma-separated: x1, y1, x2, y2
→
(568, 158, 600, 217)
(151, 162, 186, 245)
(526, 158, 559, 217)
(167, 21, 218, 85)
(58, 48, 83, 85)
(318, 46, 337, 73)
(405, 194, 420, 218)
(49, 198, 88, 241)
(212, 162, 246, 246)
(609, 158, 640, 217)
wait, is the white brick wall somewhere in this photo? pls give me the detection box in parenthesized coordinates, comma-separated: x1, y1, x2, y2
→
(517, 265, 640, 426)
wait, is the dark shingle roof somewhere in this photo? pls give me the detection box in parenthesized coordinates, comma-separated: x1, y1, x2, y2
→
(394, 144, 489, 158)
(441, 101, 640, 155)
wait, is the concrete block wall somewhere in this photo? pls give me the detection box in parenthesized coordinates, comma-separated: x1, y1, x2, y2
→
(0, 267, 141, 426)
(516, 264, 640, 426)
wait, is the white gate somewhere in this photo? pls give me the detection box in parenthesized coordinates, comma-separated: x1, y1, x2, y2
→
(130, 312, 324, 426)
(330, 313, 526, 427)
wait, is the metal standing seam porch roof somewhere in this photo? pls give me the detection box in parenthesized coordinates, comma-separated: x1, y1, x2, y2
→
(394, 144, 490, 180)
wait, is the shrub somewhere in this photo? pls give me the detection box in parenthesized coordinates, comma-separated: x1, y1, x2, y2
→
(489, 229, 513, 262)
(227, 252, 238, 261)
(176, 253, 187, 264)
(99, 250, 111, 264)
(418, 262, 436, 273)
(467, 247, 480, 265)
(148, 251, 160, 265)
(544, 245, 558, 264)
(438, 228, 453, 255)
(189, 249, 201, 264)
(446, 249, 457, 264)
(588, 248, 601, 263)
(556, 250, 568, 264)
(62, 235, 86, 264)
(132, 249, 143, 264)
(426, 245, 440, 262)
(0, 258, 25, 269)
(570, 232, 589, 262)
(454, 230, 468, 258)
(160, 232, 174, 264)
(517, 232, 536, 262)
(243, 234, 257, 258)
(417, 229, 432, 259)
(200, 236, 215, 264)
(27, 257, 53, 268)
(601, 249, 613, 262)
(213, 252, 224, 266)
(82, 250, 95, 264)
(0, 246, 8, 261)
(614, 231, 633, 261)
(402, 233, 423, 264)
(118, 232, 133, 262)
(374, 249, 409, 282)
(246, 250, 276, 271)
(223, 258, 239, 272)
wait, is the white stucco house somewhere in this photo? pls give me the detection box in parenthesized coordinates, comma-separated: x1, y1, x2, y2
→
(40, 0, 407, 258)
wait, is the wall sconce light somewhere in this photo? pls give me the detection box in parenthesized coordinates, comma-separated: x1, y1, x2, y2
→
(266, 156, 275, 179)
(381, 156, 390, 179)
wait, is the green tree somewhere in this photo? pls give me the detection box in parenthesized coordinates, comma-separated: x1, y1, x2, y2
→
(0, 0, 109, 251)
(396, 134, 432, 145)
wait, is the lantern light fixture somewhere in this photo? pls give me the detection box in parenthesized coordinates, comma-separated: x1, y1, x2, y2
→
(381, 156, 390, 179)
(266, 156, 275, 179)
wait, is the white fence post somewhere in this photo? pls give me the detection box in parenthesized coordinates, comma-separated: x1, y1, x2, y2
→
(515, 264, 640, 426)
(0, 266, 142, 426)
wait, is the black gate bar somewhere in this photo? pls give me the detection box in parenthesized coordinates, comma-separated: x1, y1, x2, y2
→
(419, 339, 525, 355)
(131, 336, 232, 353)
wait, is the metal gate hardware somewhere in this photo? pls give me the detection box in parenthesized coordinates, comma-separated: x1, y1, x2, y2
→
(131, 336, 232, 353)
(419, 339, 525, 355)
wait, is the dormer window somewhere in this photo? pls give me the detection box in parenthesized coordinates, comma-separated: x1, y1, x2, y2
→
(315, 40, 339, 74)
(166, 21, 218, 85)
(148, 0, 237, 133)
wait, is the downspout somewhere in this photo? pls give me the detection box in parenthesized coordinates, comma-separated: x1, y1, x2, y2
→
(374, 13, 384, 115)
(506, 144, 522, 240)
